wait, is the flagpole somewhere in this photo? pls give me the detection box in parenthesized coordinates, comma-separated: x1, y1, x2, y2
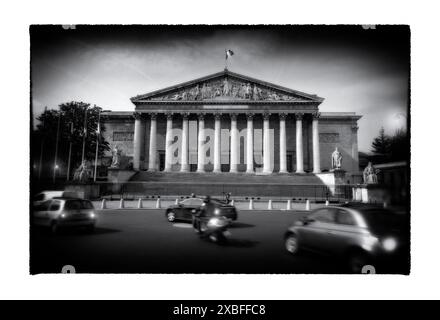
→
(225, 49, 228, 70)
(66, 120, 73, 181)
(38, 106, 47, 180)
(52, 111, 61, 184)
(81, 106, 88, 163)
(93, 110, 101, 182)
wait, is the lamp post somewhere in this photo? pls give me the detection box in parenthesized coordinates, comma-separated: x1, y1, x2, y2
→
(52, 111, 61, 184)
(93, 109, 101, 182)
(38, 106, 47, 180)
(81, 106, 88, 163)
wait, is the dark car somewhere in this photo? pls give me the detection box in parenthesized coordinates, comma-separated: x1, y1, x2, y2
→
(165, 197, 238, 223)
(284, 203, 409, 273)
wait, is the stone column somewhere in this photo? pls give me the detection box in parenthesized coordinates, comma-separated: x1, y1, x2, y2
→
(180, 113, 189, 172)
(246, 113, 254, 173)
(164, 113, 173, 172)
(133, 112, 144, 171)
(312, 112, 321, 173)
(196, 113, 205, 173)
(263, 112, 272, 174)
(295, 113, 304, 173)
(279, 113, 287, 173)
(213, 113, 222, 173)
(230, 113, 239, 173)
(148, 113, 157, 171)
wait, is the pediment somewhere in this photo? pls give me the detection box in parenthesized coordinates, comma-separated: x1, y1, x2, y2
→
(131, 70, 323, 103)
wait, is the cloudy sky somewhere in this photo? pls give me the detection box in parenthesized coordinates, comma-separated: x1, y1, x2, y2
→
(31, 25, 409, 152)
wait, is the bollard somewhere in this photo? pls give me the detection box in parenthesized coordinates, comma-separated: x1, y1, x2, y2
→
(286, 199, 292, 211)
(101, 198, 106, 210)
(325, 200, 329, 206)
(119, 198, 124, 209)
(383, 201, 388, 209)
(138, 198, 143, 209)
(156, 197, 161, 209)
(175, 198, 179, 205)
(249, 198, 254, 210)
(305, 199, 310, 211)
(268, 199, 273, 210)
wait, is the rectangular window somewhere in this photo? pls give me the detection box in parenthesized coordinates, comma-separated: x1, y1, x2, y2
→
(113, 131, 134, 141)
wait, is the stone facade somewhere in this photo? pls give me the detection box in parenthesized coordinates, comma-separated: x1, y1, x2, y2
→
(101, 70, 362, 178)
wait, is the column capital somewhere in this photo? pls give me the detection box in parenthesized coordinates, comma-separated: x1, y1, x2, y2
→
(197, 113, 205, 120)
(295, 113, 304, 121)
(263, 112, 271, 120)
(133, 112, 143, 120)
(214, 112, 222, 120)
(351, 125, 359, 133)
(246, 112, 255, 120)
(149, 112, 158, 120)
(182, 112, 190, 120)
(279, 113, 287, 120)
(312, 111, 321, 119)
(230, 113, 238, 121)
(165, 112, 174, 120)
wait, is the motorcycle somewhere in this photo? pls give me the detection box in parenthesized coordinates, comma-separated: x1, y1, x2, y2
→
(193, 215, 232, 243)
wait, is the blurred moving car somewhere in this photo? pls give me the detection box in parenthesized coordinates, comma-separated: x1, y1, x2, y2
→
(284, 203, 409, 273)
(32, 198, 97, 233)
(33, 190, 80, 207)
(165, 197, 238, 222)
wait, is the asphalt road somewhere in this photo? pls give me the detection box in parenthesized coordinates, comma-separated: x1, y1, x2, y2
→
(30, 209, 404, 274)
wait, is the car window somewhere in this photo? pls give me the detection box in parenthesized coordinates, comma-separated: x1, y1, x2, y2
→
(181, 198, 202, 206)
(34, 200, 51, 211)
(48, 200, 61, 211)
(34, 194, 44, 201)
(64, 200, 93, 210)
(336, 209, 356, 226)
(311, 208, 336, 223)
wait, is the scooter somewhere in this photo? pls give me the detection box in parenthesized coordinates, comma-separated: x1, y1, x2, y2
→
(193, 215, 232, 243)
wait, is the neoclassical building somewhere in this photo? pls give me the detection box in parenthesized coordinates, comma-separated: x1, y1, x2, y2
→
(101, 69, 362, 182)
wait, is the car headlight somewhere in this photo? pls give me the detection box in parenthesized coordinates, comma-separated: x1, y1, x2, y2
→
(214, 208, 220, 215)
(89, 212, 96, 219)
(362, 234, 379, 251)
(60, 213, 66, 219)
(207, 217, 227, 227)
(382, 237, 397, 252)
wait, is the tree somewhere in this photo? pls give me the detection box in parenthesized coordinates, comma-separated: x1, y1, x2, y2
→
(370, 127, 409, 162)
(33, 101, 110, 179)
(371, 127, 391, 155)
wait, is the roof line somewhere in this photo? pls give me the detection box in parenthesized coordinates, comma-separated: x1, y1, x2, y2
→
(131, 69, 324, 103)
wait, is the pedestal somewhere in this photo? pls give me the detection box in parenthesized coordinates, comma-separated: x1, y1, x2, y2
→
(352, 184, 391, 204)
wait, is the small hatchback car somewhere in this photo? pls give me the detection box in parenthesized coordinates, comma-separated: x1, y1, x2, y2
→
(32, 197, 97, 233)
(284, 203, 409, 273)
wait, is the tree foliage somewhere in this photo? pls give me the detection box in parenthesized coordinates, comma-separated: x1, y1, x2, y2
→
(33, 101, 110, 178)
(370, 127, 409, 162)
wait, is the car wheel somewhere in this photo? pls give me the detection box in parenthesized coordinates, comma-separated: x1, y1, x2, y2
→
(285, 234, 300, 255)
(348, 251, 369, 274)
(167, 211, 176, 222)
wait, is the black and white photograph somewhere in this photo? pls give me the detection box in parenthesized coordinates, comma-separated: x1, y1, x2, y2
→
(29, 25, 410, 275)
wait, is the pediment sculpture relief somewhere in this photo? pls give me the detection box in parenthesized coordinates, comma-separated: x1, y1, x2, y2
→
(148, 77, 303, 102)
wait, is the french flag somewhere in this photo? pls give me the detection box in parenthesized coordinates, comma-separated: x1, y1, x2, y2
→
(225, 49, 234, 59)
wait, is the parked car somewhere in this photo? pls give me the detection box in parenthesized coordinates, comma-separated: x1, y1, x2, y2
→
(33, 190, 80, 207)
(165, 197, 238, 223)
(284, 203, 409, 273)
(32, 197, 97, 233)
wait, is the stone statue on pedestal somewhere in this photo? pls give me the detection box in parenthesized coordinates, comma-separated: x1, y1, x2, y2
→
(110, 145, 122, 168)
(331, 147, 342, 170)
(363, 162, 379, 184)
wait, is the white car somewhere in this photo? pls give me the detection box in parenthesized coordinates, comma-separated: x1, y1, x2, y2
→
(33, 191, 80, 207)
(32, 198, 97, 233)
